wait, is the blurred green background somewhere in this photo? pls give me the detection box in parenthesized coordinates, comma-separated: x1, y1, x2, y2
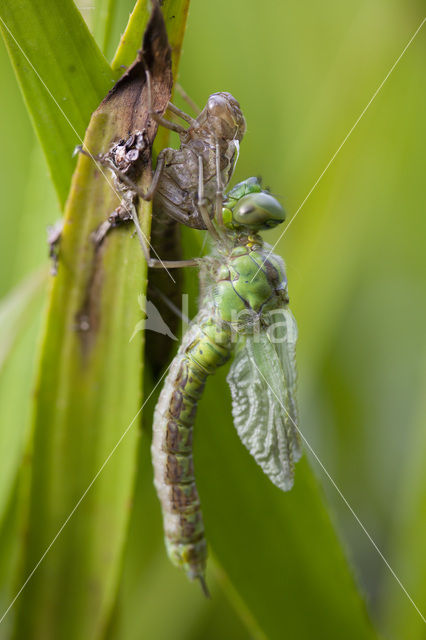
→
(0, 0, 425, 638)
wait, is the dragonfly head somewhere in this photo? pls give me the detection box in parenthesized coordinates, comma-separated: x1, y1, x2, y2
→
(222, 177, 286, 231)
(200, 92, 246, 142)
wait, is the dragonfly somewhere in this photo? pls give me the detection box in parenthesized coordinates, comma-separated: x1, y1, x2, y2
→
(151, 176, 301, 596)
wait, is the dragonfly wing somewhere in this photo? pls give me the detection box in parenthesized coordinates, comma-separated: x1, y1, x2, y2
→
(272, 308, 301, 461)
(227, 310, 301, 491)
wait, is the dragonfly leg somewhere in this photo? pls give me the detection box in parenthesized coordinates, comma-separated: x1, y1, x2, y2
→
(145, 70, 187, 135)
(129, 202, 198, 269)
(197, 156, 220, 242)
(141, 151, 166, 201)
(166, 101, 196, 125)
(214, 139, 224, 227)
(127, 203, 155, 263)
(148, 258, 198, 269)
(175, 83, 201, 115)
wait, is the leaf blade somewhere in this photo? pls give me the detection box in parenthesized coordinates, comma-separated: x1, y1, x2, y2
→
(11, 7, 173, 637)
(0, 0, 115, 206)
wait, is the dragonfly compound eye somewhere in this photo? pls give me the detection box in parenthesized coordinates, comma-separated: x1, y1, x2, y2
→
(231, 193, 286, 230)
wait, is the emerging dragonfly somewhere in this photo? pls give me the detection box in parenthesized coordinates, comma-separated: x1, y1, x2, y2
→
(151, 176, 301, 595)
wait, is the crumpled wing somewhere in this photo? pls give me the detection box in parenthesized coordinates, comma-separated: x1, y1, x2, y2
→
(227, 308, 301, 491)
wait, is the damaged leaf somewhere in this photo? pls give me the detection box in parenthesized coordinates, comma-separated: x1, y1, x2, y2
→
(12, 6, 172, 639)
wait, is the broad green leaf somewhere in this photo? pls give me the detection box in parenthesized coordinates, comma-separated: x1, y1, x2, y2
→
(0, 270, 46, 525)
(0, 133, 61, 624)
(112, 0, 189, 77)
(0, 38, 34, 297)
(11, 145, 61, 285)
(10, 5, 174, 635)
(0, 0, 115, 206)
(11, 115, 146, 640)
(111, 1, 149, 69)
(0, 142, 59, 531)
(0, 480, 28, 639)
(0, 269, 46, 373)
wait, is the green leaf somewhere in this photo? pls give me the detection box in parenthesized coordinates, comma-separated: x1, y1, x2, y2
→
(10, 5, 175, 637)
(112, 0, 189, 77)
(0, 269, 46, 373)
(0, 270, 47, 525)
(92, 0, 136, 61)
(12, 115, 146, 640)
(0, 0, 115, 207)
(0, 37, 35, 297)
(0, 137, 61, 617)
(0, 480, 28, 638)
(0, 142, 59, 535)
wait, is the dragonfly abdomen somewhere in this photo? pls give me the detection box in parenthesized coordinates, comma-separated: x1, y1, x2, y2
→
(152, 318, 232, 589)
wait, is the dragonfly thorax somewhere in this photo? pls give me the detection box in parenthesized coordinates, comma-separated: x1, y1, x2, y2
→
(209, 246, 288, 332)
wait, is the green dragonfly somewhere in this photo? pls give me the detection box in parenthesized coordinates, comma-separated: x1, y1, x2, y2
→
(151, 176, 301, 595)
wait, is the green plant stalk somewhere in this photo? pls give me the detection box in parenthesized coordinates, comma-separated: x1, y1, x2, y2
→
(9, 3, 177, 638)
(112, 0, 190, 80)
(92, 0, 137, 61)
(11, 112, 148, 640)
(0, 137, 62, 619)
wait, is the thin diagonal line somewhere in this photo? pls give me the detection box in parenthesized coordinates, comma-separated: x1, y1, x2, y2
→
(0, 15, 175, 284)
(0, 362, 171, 626)
(252, 16, 426, 281)
(253, 361, 426, 624)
